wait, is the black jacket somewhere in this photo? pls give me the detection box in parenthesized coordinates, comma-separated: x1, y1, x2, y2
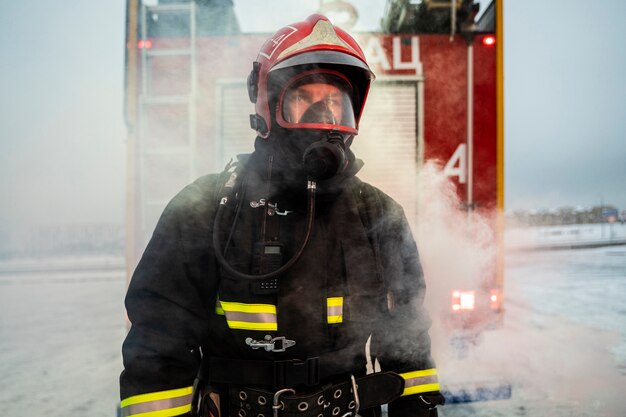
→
(120, 155, 441, 417)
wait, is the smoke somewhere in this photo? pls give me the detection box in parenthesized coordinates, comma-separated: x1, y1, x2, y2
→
(412, 161, 502, 394)
(411, 163, 626, 416)
(414, 160, 497, 330)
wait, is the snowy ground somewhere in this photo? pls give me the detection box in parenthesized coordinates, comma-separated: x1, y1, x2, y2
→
(0, 266, 127, 417)
(437, 246, 626, 417)
(1, 247, 625, 416)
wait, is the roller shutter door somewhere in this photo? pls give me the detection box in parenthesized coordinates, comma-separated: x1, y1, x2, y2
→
(351, 80, 419, 227)
(216, 80, 256, 168)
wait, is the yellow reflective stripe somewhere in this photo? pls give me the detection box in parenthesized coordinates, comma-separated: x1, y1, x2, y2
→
(215, 299, 224, 315)
(399, 368, 439, 396)
(327, 297, 343, 307)
(226, 320, 278, 331)
(123, 404, 191, 417)
(120, 387, 192, 417)
(400, 368, 438, 380)
(327, 297, 343, 324)
(327, 315, 343, 324)
(219, 301, 277, 314)
(121, 387, 193, 408)
(402, 383, 441, 396)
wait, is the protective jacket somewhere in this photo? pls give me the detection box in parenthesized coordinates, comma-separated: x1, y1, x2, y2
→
(120, 150, 442, 417)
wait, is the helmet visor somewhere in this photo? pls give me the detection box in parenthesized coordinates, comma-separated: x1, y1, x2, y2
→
(278, 71, 356, 134)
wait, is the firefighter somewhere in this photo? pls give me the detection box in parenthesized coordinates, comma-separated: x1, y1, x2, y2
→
(120, 14, 444, 417)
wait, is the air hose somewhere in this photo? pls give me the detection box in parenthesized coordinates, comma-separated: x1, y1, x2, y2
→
(212, 180, 316, 281)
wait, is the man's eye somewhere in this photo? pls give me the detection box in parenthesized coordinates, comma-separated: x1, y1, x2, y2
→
(289, 94, 305, 104)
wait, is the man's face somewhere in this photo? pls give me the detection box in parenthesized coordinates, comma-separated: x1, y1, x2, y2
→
(271, 72, 357, 176)
(283, 82, 344, 125)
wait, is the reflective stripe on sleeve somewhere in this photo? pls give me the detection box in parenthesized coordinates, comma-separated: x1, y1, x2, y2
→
(215, 299, 224, 315)
(399, 368, 440, 396)
(120, 386, 193, 417)
(219, 300, 278, 331)
(327, 296, 343, 324)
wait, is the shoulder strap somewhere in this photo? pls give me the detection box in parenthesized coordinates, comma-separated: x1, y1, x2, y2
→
(192, 156, 249, 417)
(351, 177, 386, 286)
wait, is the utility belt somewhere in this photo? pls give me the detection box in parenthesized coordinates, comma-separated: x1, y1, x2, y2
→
(228, 372, 402, 417)
(192, 357, 404, 417)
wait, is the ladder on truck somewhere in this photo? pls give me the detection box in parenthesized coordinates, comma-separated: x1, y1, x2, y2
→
(136, 1, 198, 254)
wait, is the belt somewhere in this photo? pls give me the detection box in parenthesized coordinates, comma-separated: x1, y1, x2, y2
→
(207, 356, 322, 389)
(228, 372, 404, 417)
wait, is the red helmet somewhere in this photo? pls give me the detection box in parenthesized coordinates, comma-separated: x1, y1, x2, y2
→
(247, 14, 375, 139)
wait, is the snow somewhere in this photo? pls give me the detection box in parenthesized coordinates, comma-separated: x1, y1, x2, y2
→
(1, 247, 625, 416)
(0, 266, 127, 417)
(437, 246, 626, 416)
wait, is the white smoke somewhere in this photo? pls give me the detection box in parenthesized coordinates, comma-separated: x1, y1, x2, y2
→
(415, 160, 497, 327)
(413, 160, 501, 390)
(412, 162, 626, 416)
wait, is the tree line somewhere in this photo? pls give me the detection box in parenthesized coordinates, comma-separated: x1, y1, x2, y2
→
(507, 205, 624, 227)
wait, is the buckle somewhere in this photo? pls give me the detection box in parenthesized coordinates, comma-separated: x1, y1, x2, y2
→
(273, 388, 295, 417)
(274, 357, 320, 388)
(245, 335, 296, 352)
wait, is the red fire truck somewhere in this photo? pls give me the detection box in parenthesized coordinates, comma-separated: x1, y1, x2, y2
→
(124, 0, 507, 403)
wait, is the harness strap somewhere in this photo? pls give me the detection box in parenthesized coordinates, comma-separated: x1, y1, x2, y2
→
(228, 372, 404, 417)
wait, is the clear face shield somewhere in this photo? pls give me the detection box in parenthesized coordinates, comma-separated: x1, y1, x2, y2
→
(276, 71, 357, 135)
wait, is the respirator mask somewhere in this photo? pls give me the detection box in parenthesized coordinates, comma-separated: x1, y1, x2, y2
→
(275, 70, 357, 181)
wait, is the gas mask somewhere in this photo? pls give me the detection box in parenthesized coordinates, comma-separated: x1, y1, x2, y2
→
(274, 71, 357, 181)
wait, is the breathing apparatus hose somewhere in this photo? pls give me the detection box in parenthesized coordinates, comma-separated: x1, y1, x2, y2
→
(212, 180, 317, 281)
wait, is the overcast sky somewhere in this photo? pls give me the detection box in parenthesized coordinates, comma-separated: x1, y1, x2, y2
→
(0, 0, 625, 231)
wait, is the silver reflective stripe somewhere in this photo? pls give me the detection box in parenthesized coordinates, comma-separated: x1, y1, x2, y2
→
(120, 393, 192, 417)
(225, 311, 277, 323)
(404, 375, 438, 388)
(218, 300, 278, 331)
(400, 369, 440, 396)
(327, 305, 342, 317)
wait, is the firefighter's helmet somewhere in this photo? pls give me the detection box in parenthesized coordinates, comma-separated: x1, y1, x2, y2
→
(247, 14, 375, 138)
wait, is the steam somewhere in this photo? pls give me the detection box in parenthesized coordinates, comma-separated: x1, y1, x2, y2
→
(415, 160, 496, 328)
(412, 162, 626, 416)
(413, 160, 501, 388)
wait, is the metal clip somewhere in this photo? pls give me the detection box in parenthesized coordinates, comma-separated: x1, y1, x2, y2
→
(273, 388, 295, 417)
(250, 200, 292, 216)
(274, 207, 293, 216)
(250, 199, 266, 208)
(267, 202, 292, 216)
(245, 335, 296, 352)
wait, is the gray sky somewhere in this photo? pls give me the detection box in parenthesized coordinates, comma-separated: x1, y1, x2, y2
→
(0, 0, 625, 231)
(505, 0, 626, 211)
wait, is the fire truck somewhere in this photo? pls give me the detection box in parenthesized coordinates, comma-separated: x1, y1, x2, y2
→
(124, 0, 507, 404)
